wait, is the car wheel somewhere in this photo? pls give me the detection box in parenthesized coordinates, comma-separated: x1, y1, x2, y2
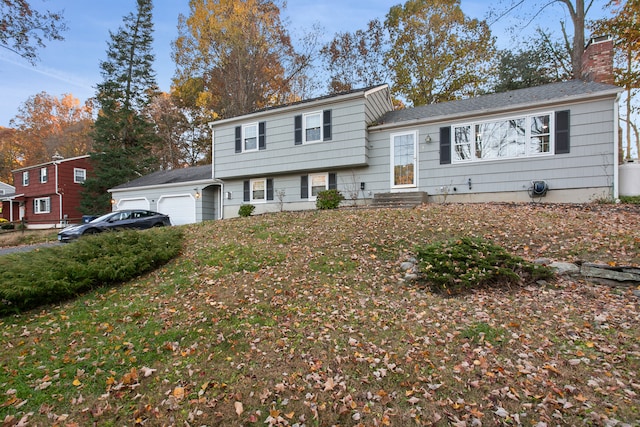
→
(83, 228, 99, 235)
(152, 223, 164, 227)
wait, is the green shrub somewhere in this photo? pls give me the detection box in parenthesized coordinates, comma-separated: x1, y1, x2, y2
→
(415, 237, 553, 295)
(316, 189, 344, 210)
(238, 204, 255, 217)
(0, 223, 14, 230)
(0, 227, 183, 316)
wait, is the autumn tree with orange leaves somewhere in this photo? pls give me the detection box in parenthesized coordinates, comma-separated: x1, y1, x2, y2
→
(172, 0, 313, 119)
(0, 92, 93, 183)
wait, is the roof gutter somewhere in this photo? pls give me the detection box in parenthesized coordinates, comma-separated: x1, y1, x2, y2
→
(108, 178, 222, 194)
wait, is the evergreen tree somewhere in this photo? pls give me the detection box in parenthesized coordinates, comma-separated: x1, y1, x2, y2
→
(81, 0, 159, 214)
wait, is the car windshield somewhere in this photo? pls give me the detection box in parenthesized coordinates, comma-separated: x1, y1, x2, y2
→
(90, 212, 119, 223)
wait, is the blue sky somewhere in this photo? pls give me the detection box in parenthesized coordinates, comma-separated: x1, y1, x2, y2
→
(0, 0, 609, 128)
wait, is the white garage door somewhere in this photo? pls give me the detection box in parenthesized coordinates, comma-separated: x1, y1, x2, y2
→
(158, 194, 196, 225)
(117, 198, 150, 211)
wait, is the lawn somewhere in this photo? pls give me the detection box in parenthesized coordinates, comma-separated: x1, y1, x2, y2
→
(1, 203, 639, 426)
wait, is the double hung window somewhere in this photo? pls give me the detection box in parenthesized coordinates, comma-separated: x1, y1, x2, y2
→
(74, 168, 87, 183)
(34, 197, 50, 214)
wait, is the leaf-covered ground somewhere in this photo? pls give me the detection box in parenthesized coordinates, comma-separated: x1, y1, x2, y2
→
(1, 203, 639, 426)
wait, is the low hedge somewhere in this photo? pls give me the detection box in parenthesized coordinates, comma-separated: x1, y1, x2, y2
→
(0, 227, 184, 316)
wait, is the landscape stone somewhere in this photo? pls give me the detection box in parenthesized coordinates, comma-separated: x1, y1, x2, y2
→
(549, 262, 581, 276)
(581, 264, 640, 283)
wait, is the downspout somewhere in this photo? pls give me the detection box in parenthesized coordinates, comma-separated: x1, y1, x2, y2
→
(613, 92, 621, 200)
(55, 161, 63, 225)
(209, 122, 224, 220)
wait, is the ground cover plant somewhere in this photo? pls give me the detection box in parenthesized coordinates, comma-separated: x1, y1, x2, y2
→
(0, 227, 183, 315)
(415, 237, 554, 295)
(0, 203, 639, 426)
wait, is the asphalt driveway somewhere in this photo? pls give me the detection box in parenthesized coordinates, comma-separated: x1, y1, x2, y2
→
(0, 242, 62, 256)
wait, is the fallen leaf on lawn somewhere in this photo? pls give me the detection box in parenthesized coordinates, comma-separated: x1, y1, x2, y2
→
(140, 366, 156, 377)
(234, 401, 243, 416)
(173, 387, 185, 400)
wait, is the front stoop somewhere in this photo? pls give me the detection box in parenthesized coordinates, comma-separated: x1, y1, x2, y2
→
(372, 192, 428, 208)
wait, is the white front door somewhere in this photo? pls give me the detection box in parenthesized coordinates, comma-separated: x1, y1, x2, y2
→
(391, 131, 418, 188)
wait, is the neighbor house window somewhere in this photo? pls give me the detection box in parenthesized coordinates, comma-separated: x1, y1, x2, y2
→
(34, 197, 50, 214)
(74, 168, 86, 183)
(452, 113, 552, 163)
(22, 171, 29, 186)
(40, 167, 48, 183)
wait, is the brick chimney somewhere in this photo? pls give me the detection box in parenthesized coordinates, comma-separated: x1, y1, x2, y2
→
(581, 35, 614, 84)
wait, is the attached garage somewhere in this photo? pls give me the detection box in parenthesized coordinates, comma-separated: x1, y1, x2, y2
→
(108, 165, 222, 224)
(158, 194, 196, 226)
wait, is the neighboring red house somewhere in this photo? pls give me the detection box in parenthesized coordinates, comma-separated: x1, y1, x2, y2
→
(0, 181, 16, 222)
(8, 155, 92, 228)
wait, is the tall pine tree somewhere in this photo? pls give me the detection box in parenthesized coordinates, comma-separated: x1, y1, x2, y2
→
(81, 0, 159, 214)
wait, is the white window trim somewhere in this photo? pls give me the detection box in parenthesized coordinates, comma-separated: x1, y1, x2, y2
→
(452, 112, 554, 164)
(250, 178, 267, 204)
(74, 168, 87, 183)
(34, 197, 51, 214)
(22, 171, 29, 186)
(242, 122, 259, 153)
(40, 167, 48, 183)
(390, 130, 418, 189)
(303, 111, 323, 144)
(308, 172, 329, 201)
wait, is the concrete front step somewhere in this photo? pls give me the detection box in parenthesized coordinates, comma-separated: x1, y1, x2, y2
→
(372, 191, 428, 208)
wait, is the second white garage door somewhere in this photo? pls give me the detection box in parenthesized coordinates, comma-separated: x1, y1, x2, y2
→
(158, 194, 196, 226)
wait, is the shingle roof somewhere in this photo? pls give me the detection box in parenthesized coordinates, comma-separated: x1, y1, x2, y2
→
(378, 80, 621, 126)
(111, 165, 213, 190)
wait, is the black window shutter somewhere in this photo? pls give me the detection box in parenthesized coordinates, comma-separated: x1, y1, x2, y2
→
(266, 178, 274, 200)
(440, 127, 451, 165)
(243, 180, 250, 202)
(235, 126, 242, 153)
(258, 121, 266, 150)
(323, 110, 332, 141)
(555, 110, 570, 154)
(300, 175, 309, 198)
(294, 115, 302, 145)
(328, 173, 337, 190)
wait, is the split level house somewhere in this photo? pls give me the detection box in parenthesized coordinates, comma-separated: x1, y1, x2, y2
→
(109, 36, 622, 223)
(1, 155, 92, 228)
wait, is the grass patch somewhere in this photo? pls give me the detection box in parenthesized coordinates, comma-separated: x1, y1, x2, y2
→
(0, 205, 638, 426)
(460, 322, 506, 346)
(0, 229, 59, 247)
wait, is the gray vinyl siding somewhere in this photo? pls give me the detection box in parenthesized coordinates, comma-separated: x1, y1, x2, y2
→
(365, 87, 393, 125)
(364, 98, 616, 197)
(213, 97, 380, 180)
